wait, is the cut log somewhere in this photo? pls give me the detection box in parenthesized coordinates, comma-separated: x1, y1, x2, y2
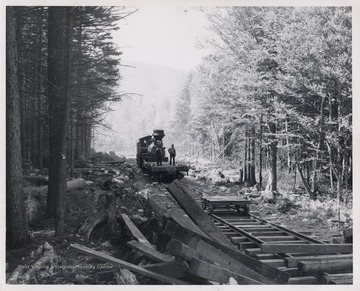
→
(70, 243, 190, 285)
(127, 240, 174, 263)
(261, 243, 353, 254)
(114, 267, 139, 284)
(120, 213, 153, 248)
(188, 258, 263, 285)
(78, 193, 117, 240)
(143, 261, 188, 279)
(167, 180, 235, 250)
(298, 258, 353, 273)
(67, 178, 87, 191)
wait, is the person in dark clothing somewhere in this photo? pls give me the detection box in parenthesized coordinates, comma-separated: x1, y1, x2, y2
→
(155, 145, 162, 166)
(168, 144, 176, 166)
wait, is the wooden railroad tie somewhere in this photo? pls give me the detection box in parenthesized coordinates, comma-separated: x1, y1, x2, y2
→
(261, 243, 353, 254)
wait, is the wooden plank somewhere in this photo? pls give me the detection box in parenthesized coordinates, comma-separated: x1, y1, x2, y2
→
(127, 240, 175, 263)
(120, 213, 153, 248)
(285, 254, 353, 268)
(143, 261, 188, 279)
(188, 258, 263, 285)
(287, 276, 319, 284)
(167, 180, 236, 250)
(321, 273, 353, 284)
(188, 236, 274, 284)
(298, 258, 353, 273)
(70, 243, 190, 285)
(261, 243, 353, 254)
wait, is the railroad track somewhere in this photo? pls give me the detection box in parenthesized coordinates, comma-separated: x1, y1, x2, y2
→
(178, 179, 353, 285)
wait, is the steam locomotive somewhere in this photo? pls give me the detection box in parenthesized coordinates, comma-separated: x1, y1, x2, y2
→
(136, 129, 188, 181)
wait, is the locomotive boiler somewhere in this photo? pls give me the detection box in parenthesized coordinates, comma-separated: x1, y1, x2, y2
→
(136, 129, 188, 181)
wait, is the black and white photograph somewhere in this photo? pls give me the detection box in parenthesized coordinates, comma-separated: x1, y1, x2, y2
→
(3, 0, 358, 288)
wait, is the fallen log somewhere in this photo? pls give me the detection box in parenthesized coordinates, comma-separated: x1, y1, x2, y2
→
(261, 243, 353, 254)
(70, 243, 190, 285)
(67, 178, 87, 191)
(127, 240, 175, 263)
(167, 180, 235, 250)
(188, 258, 263, 285)
(78, 193, 117, 240)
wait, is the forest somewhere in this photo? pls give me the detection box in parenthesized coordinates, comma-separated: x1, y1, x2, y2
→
(5, 5, 354, 286)
(170, 7, 352, 202)
(6, 6, 129, 247)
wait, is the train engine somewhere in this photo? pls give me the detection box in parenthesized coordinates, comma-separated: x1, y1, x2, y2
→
(136, 129, 168, 165)
(136, 129, 188, 181)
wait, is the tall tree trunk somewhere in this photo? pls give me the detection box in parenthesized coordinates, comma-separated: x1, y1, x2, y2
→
(268, 122, 278, 196)
(45, 7, 73, 237)
(244, 130, 248, 183)
(249, 126, 256, 186)
(259, 114, 263, 188)
(311, 95, 325, 193)
(6, 6, 30, 248)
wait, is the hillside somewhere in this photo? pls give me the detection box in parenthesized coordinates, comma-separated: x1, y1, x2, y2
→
(94, 61, 189, 154)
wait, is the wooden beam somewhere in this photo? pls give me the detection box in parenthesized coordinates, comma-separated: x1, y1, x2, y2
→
(120, 213, 153, 249)
(287, 276, 319, 284)
(188, 258, 263, 285)
(298, 258, 353, 273)
(70, 243, 190, 285)
(143, 261, 188, 279)
(164, 208, 209, 239)
(127, 240, 175, 263)
(188, 236, 275, 284)
(166, 239, 198, 262)
(164, 220, 286, 284)
(167, 180, 235, 250)
(285, 254, 353, 268)
(261, 243, 353, 254)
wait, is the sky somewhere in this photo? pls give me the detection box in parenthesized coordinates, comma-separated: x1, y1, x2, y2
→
(113, 6, 213, 71)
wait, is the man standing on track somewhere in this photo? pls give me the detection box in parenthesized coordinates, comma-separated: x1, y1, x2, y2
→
(168, 144, 176, 166)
